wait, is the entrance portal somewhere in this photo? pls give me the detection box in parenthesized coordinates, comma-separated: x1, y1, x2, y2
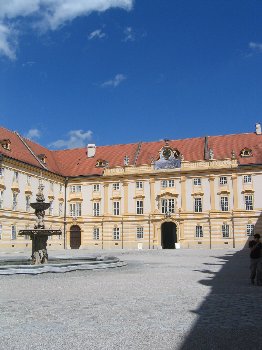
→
(161, 222, 177, 249)
(70, 225, 81, 249)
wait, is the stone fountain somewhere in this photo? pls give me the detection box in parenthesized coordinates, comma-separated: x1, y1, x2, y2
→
(19, 184, 62, 264)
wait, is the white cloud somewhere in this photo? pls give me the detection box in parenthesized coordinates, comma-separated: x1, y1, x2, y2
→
(49, 129, 93, 149)
(0, 0, 134, 59)
(0, 23, 17, 60)
(249, 41, 262, 52)
(24, 128, 41, 140)
(88, 29, 106, 40)
(123, 26, 134, 41)
(101, 73, 126, 87)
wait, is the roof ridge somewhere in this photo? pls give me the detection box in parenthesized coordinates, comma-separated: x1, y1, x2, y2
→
(14, 132, 48, 170)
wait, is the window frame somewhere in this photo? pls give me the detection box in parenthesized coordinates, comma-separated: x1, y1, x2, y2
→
(194, 197, 203, 212)
(136, 227, 144, 239)
(136, 200, 144, 215)
(222, 224, 230, 238)
(246, 224, 254, 236)
(219, 176, 228, 185)
(93, 202, 100, 216)
(93, 227, 100, 240)
(195, 225, 203, 238)
(244, 195, 253, 211)
(193, 178, 201, 186)
(93, 184, 100, 192)
(113, 183, 120, 191)
(243, 175, 252, 184)
(220, 196, 229, 212)
(113, 227, 120, 240)
(136, 181, 143, 189)
(113, 201, 120, 216)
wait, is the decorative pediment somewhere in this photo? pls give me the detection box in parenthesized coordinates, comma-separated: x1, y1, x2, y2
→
(154, 144, 181, 170)
(240, 148, 253, 158)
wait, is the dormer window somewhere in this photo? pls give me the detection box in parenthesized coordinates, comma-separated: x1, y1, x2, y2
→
(38, 154, 47, 164)
(240, 148, 253, 158)
(0, 139, 11, 151)
(95, 159, 108, 168)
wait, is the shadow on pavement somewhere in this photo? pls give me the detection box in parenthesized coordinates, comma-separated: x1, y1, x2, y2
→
(179, 248, 262, 350)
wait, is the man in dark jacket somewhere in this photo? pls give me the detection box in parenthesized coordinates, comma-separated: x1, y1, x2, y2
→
(249, 233, 262, 286)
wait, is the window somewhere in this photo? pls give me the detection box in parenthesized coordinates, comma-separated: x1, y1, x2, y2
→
(136, 200, 144, 215)
(243, 175, 252, 184)
(113, 227, 120, 240)
(193, 178, 201, 186)
(93, 228, 100, 240)
(25, 196, 30, 212)
(11, 225, 16, 240)
(220, 197, 229, 211)
(50, 182, 54, 191)
(59, 184, 63, 192)
(93, 202, 100, 216)
(70, 203, 82, 217)
(49, 200, 54, 215)
(71, 185, 82, 193)
(0, 191, 3, 209)
(222, 224, 229, 238)
(196, 225, 203, 238)
(219, 176, 227, 185)
(113, 201, 120, 215)
(27, 175, 31, 186)
(161, 199, 175, 214)
(246, 224, 254, 236)
(59, 202, 63, 216)
(12, 193, 18, 211)
(245, 195, 253, 210)
(93, 184, 100, 192)
(13, 171, 18, 182)
(137, 227, 144, 239)
(0, 168, 4, 178)
(161, 180, 175, 188)
(113, 183, 120, 191)
(240, 148, 252, 157)
(136, 181, 143, 189)
(194, 198, 202, 212)
(0, 224, 2, 240)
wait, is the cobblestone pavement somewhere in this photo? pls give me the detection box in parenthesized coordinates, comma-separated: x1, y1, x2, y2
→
(0, 248, 261, 350)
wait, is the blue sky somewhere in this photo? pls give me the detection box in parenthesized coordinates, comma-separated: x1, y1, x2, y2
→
(0, 0, 262, 149)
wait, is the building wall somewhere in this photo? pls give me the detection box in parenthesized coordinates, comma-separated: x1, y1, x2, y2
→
(0, 157, 262, 251)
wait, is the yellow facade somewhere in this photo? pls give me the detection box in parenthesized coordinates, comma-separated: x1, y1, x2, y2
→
(1, 154, 261, 251)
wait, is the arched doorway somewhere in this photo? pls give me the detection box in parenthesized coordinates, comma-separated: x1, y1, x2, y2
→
(70, 225, 81, 249)
(161, 222, 177, 249)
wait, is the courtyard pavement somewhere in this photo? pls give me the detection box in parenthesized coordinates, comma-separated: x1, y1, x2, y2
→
(0, 248, 261, 350)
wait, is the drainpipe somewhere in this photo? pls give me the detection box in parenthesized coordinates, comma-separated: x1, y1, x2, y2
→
(63, 177, 68, 249)
(101, 219, 104, 250)
(148, 214, 151, 249)
(232, 210, 235, 248)
(121, 216, 124, 249)
(208, 211, 212, 249)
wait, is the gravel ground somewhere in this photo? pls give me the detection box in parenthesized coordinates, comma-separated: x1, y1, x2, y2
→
(0, 248, 261, 350)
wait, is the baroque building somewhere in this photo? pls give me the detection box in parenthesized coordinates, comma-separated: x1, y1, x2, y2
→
(0, 124, 262, 251)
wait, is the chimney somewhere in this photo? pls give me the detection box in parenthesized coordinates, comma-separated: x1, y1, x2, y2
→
(255, 123, 261, 135)
(87, 144, 96, 158)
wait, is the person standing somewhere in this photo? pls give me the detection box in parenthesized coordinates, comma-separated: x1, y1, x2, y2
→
(249, 233, 262, 286)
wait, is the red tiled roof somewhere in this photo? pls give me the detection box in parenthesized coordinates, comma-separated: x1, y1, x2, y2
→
(1, 126, 262, 177)
(0, 127, 43, 169)
(52, 143, 140, 177)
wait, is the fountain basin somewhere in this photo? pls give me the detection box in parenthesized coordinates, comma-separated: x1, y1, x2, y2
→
(0, 255, 126, 275)
(30, 202, 50, 210)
